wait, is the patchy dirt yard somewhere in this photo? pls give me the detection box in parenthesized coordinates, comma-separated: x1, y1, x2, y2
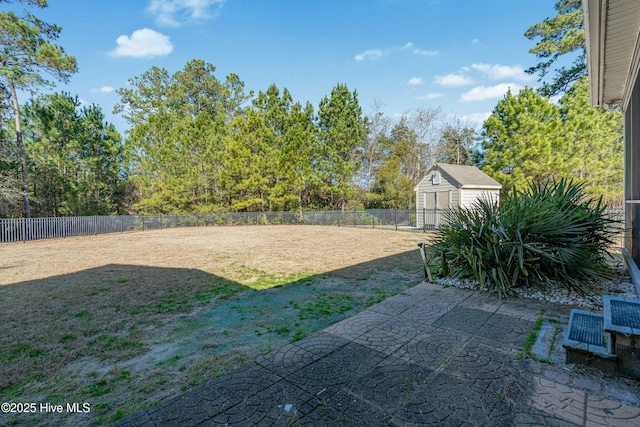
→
(0, 225, 428, 426)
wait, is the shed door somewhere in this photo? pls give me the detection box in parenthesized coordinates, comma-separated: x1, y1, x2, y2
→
(437, 190, 451, 209)
(424, 192, 436, 209)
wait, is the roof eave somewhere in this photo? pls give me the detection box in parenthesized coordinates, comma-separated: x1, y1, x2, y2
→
(583, 0, 602, 107)
(583, 0, 640, 109)
(459, 184, 503, 190)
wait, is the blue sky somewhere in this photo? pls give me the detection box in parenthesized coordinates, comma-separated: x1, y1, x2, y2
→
(5, 0, 560, 136)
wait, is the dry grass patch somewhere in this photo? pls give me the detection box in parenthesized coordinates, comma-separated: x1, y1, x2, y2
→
(0, 225, 427, 426)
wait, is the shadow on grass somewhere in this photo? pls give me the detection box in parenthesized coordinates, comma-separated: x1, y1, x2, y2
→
(0, 250, 423, 425)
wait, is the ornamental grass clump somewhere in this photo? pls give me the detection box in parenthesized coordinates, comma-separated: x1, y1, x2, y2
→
(430, 179, 619, 299)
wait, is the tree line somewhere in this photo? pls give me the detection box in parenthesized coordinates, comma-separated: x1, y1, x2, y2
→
(0, 0, 624, 218)
(1, 60, 478, 216)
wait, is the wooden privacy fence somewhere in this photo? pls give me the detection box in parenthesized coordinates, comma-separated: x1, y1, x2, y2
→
(0, 208, 625, 245)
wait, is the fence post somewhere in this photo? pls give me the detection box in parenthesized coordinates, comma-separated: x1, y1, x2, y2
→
(4, 207, 552, 243)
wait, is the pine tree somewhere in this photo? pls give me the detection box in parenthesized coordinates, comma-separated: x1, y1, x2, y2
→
(482, 87, 563, 191)
(0, 2, 77, 217)
(316, 84, 367, 210)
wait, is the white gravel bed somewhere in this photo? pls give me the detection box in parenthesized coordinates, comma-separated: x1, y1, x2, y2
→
(434, 265, 637, 311)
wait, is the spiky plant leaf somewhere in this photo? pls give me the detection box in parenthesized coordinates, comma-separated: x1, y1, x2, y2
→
(429, 178, 619, 297)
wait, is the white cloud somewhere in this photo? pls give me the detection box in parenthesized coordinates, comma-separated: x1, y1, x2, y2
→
(460, 112, 491, 126)
(407, 77, 423, 86)
(471, 63, 533, 82)
(355, 49, 382, 62)
(460, 83, 523, 102)
(417, 93, 443, 100)
(413, 48, 439, 56)
(91, 86, 114, 94)
(111, 28, 173, 58)
(357, 43, 438, 62)
(434, 73, 474, 86)
(471, 38, 480, 45)
(148, 0, 224, 27)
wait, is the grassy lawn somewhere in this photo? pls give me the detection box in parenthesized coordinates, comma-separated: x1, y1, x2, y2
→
(0, 225, 427, 426)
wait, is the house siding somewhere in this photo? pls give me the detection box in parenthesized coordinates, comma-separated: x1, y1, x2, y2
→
(459, 189, 500, 208)
(415, 173, 459, 227)
(414, 164, 502, 228)
(626, 68, 640, 266)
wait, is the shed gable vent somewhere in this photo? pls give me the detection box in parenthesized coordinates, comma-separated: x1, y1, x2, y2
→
(432, 171, 441, 185)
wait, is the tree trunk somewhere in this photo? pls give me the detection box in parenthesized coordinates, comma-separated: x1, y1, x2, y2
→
(9, 79, 31, 218)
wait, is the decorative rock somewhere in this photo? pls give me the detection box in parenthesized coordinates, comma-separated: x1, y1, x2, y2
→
(433, 268, 637, 309)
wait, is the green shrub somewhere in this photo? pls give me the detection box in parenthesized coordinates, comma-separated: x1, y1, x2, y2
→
(430, 179, 619, 298)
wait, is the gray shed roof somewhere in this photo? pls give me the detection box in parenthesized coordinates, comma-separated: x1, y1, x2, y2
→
(415, 163, 502, 190)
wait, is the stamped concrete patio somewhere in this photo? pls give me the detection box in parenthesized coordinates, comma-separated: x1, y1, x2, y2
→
(112, 283, 640, 426)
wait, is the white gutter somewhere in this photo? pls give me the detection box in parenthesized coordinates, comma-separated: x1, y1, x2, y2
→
(583, 0, 601, 106)
(599, 0, 607, 107)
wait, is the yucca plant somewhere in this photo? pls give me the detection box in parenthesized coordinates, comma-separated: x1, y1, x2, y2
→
(429, 178, 619, 298)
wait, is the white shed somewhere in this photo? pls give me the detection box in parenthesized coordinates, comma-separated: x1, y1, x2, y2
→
(414, 163, 502, 228)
